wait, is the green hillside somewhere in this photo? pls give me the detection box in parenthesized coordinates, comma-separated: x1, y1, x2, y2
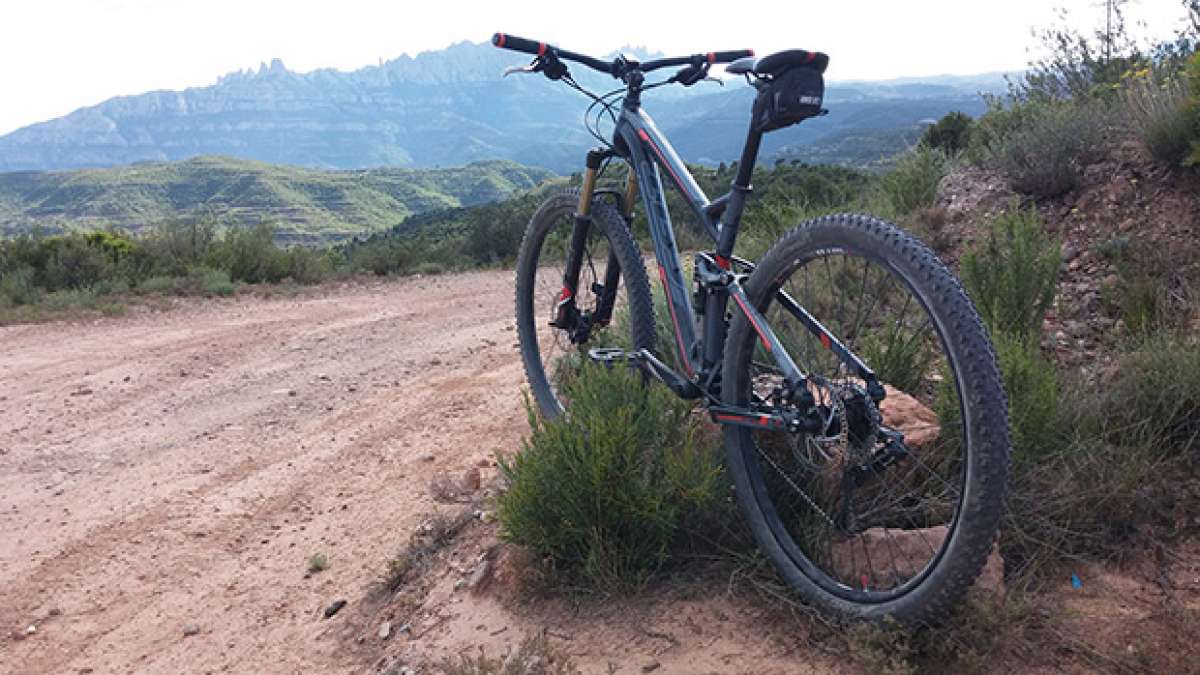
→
(0, 156, 555, 242)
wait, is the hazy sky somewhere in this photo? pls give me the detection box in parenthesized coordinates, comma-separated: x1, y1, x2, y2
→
(0, 0, 1191, 135)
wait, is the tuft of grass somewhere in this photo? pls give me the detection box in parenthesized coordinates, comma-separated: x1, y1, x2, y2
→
(960, 203, 1060, 342)
(497, 363, 724, 591)
(307, 552, 329, 574)
(437, 633, 579, 675)
(1100, 333, 1200, 454)
(385, 509, 477, 591)
(1120, 73, 1192, 168)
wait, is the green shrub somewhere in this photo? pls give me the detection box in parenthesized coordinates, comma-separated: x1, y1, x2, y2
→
(1120, 71, 1193, 166)
(960, 204, 1061, 341)
(861, 327, 937, 394)
(283, 246, 333, 284)
(1147, 105, 1195, 166)
(971, 101, 1108, 197)
(1101, 333, 1200, 453)
(877, 145, 948, 216)
(497, 364, 723, 589)
(141, 219, 217, 277)
(40, 288, 100, 311)
(138, 275, 176, 294)
(208, 223, 288, 283)
(198, 268, 236, 297)
(412, 261, 446, 276)
(0, 266, 40, 306)
(920, 111, 975, 155)
(1187, 51, 1200, 166)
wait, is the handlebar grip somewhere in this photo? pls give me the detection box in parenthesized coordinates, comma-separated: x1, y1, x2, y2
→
(706, 49, 756, 64)
(492, 33, 549, 57)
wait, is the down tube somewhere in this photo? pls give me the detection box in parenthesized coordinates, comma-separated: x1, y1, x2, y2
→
(619, 121, 698, 377)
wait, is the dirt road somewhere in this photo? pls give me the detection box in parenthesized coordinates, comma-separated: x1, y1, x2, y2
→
(1, 273, 530, 674)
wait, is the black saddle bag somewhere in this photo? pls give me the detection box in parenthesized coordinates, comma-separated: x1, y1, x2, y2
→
(752, 66, 825, 133)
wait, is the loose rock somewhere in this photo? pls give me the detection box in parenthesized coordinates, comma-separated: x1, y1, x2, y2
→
(323, 599, 348, 618)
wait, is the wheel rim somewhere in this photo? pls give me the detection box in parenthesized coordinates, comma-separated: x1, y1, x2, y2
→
(740, 246, 970, 603)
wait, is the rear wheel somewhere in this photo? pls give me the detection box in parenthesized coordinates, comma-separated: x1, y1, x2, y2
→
(515, 190, 656, 418)
(722, 213, 1009, 623)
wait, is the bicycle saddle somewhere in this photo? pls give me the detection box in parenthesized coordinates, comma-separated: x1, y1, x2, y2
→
(726, 49, 830, 76)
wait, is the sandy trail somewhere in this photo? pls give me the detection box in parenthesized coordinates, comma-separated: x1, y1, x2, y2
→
(0, 272, 529, 674)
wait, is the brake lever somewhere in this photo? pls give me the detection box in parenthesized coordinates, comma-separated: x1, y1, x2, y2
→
(503, 63, 538, 77)
(503, 53, 568, 80)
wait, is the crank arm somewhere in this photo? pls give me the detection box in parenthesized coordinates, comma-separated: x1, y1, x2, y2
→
(709, 406, 790, 431)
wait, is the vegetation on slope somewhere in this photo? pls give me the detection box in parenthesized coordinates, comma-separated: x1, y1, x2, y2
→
(0, 156, 554, 242)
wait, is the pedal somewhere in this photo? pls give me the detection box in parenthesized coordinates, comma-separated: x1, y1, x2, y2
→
(586, 347, 632, 366)
(586, 348, 703, 399)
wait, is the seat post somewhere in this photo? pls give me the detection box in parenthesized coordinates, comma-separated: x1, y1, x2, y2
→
(715, 124, 763, 258)
(733, 125, 763, 190)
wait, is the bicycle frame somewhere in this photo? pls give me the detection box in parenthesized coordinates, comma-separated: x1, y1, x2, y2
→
(561, 84, 885, 429)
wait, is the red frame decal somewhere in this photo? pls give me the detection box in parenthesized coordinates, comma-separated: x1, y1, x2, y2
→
(658, 266, 693, 376)
(637, 128, 691, 199)
(715, 413, 773, 428)
(732, 292, 772, 353)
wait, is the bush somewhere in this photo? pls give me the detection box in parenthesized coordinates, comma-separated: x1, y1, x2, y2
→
(141, 220, 217, 277)
(0, 266, 40, 306)
(1120, 71, 1193, 167)
(1186, 51, 1200, 166)
(960, 204, 1061, 341)
(920, 111, 975, 155)
(971, 101, 1108, 197)
(208, 223, 288, 283)
(877, 145, 948, 216)
(497, 364, 724, 589)
(198, 268, 235, 297)
(284, 247, 333, 284)
(138, 275, 176, 294)
(1100, 333, 1200, 453)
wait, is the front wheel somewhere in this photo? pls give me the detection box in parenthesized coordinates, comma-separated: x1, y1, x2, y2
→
(515, 190, 657, 419)
(722, 213, 1010, 624)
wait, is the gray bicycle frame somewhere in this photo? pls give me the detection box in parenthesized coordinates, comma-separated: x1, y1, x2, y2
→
(611, 103, 880, 403)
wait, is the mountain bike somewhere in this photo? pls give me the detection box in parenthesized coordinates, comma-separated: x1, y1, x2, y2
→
(493, 32, 1010, 624)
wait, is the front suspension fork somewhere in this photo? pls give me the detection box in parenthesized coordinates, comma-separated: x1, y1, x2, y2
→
(555, 149, 628, 336)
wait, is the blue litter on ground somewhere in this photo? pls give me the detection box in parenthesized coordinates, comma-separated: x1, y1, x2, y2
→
(1071, 574, 1083, 589)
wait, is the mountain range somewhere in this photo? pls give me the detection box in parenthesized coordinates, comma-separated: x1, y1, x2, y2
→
(0, 41, 1004, 173)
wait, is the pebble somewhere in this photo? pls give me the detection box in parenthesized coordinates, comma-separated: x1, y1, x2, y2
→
(182, 624, 200, 637)
(419, 453, 435, 462)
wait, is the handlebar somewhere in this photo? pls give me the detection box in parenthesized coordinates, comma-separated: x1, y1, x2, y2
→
(491, 32, 753, 79)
